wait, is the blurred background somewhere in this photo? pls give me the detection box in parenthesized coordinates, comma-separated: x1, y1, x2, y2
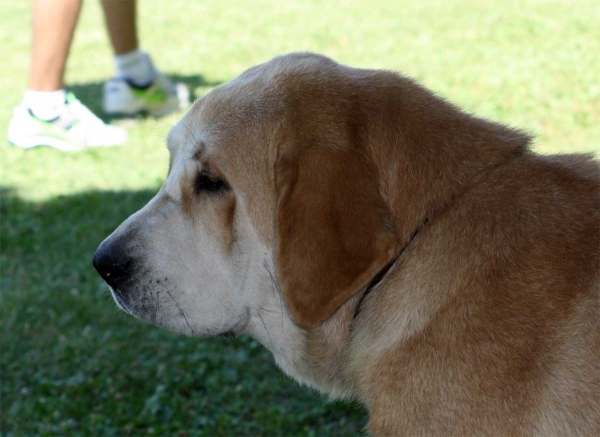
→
(1, 0, 598, 435)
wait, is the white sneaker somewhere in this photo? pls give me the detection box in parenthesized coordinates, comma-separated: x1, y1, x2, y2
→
(103, 71, 190, 117)
(8, 92, 128, 152)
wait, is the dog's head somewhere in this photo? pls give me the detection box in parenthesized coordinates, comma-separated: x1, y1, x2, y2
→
(93, 53, 400, 335)
(94, 53, 526, 385)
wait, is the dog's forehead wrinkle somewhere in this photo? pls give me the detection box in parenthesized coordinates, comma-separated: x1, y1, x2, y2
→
(167, 120, 191, 153)
(167, 137, 213, 180)
(191, 143, 205, 161)
(168, 109, 211, 156)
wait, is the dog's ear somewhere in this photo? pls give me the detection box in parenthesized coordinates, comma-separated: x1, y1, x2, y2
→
(275, 138, 398, 328)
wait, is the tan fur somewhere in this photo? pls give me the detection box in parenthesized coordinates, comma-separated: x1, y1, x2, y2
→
(99, 53, 600, 435)
(275, 133, 398, 327)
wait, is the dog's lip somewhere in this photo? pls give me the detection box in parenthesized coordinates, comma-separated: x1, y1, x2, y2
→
(215, 313, 249, 338)
(224, 312, 250, 338)
(109, 287, 133, 314)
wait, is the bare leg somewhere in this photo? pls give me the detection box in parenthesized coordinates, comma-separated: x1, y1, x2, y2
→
(28, 0, 82, 91)
(101, 0, 138, 55)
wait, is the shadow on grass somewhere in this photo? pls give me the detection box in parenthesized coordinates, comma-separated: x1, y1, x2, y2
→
(0, 187, 366, 436)
(68, 73, 224, 123)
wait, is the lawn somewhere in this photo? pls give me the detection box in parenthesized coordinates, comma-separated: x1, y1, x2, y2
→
(1, 0, 598, 435)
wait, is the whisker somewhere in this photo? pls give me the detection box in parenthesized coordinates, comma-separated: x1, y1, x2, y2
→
(263, 262, 285, 338)
(166, 290, 194, 336)
(257, 309, 272, 348)
(257, 305, 280, 314)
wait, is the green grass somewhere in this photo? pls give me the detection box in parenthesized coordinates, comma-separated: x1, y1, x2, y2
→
(1, 0, 598, 435)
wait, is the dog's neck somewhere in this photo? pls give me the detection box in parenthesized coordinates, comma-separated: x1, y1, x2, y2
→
(365, 80, 531, 251)
(245, 267, 360, 398)
(300, 117, 530, 399)
(252, 102, 531, 399)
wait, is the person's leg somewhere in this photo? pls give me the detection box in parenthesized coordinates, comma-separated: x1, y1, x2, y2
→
(100, 0, 138, 55)
(8, 0, 128, 150)
(28, 0, 82, 92)
(100, 0, 154, 87)
(100, 0, 189, 116)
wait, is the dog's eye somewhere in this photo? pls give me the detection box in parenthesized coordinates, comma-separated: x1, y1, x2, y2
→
(194, 172, 227, 195)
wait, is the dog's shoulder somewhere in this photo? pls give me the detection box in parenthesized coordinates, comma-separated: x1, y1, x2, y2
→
(354, 152, 600, 435)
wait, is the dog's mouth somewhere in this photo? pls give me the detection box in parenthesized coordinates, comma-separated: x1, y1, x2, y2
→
(107, 284, 249, 338)
(109, 287, 133, 315)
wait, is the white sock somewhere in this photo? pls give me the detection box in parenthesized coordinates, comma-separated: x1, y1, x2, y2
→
(114, 49, 155, 86)
(23, 89, 67, 120)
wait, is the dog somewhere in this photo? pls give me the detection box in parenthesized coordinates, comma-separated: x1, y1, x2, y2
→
(93, 53, 600, 436)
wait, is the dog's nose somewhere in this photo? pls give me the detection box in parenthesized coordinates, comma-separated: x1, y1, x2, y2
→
(93, 242, 133, 289)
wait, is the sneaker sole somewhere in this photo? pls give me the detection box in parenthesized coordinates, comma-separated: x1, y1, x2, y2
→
(103, 84, 190, 118)
(104, 99, 181, 118)
(9, 135, 120, 152)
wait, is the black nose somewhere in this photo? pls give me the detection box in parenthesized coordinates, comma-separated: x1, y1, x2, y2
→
(93, 242, 133, 289)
